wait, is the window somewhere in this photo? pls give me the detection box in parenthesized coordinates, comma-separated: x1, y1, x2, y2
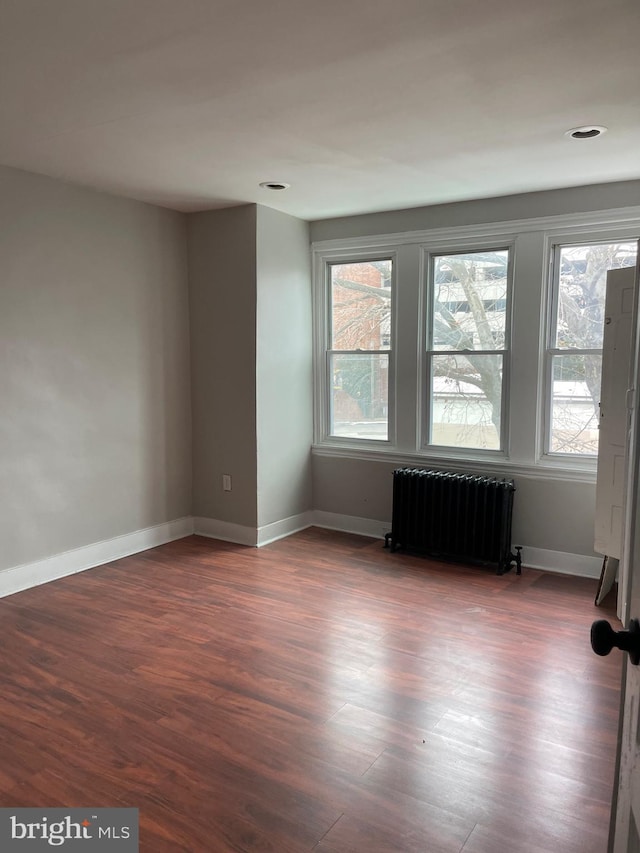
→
(325, 258, 393, 441)
(425, 249, 511, 451)
(313, 210, 640, 475)
(546, 240, 638, 456)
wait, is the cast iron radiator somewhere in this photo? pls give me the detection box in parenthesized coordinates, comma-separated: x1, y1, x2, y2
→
(384, 468, 522, 575)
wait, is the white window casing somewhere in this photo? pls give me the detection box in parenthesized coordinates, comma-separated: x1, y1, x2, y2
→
(312, 206, 640, 483)
(541, 228, 639, 467)
(422, 243, 514, 458)
(313, 248, 398, 449)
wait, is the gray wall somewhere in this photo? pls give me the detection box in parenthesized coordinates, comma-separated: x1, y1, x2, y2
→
(310, 179, 640, 242)
(0, 166, 191, 572)
(188, 205, 258, 528)
(312, 456, 596, 558)
(309, 180, 640, 563)
(256, 206, 313, 527)
(188, 204, 313, 532)
(3, 165, 633, 574)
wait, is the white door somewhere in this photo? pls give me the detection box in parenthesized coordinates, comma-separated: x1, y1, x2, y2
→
(595, 269, 637, 613)
(602, 261, 640, 853)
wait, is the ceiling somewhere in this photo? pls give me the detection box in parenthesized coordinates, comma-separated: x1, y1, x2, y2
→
(1, 0, 639, 221)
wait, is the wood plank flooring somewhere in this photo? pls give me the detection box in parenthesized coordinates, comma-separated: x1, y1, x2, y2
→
(0, 528, 621, 852)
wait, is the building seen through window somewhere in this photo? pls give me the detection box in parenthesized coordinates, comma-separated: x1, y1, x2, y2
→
(329, 259, 392, 440)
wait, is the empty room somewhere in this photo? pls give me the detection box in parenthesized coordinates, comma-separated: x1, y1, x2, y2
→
(1, 1, 640, 851)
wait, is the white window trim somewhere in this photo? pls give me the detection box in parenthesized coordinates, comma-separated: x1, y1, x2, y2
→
(311, 205, 640, 254)
(312, 205, 640, 478)
(313, 247, 398, 449)
(310, 443, 598, 484)
(421, 242, 514, 458)
(538, 226, 640, 469)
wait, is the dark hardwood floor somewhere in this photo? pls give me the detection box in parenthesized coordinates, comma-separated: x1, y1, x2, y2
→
(0, 528, 621, 852)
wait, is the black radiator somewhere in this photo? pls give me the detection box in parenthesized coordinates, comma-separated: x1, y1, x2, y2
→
(384, 468, 521, 575)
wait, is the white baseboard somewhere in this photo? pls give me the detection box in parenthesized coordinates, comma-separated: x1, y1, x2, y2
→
(257, 512, 314, 547)
(0, 516, 194, 599)
(0, 513, 603, 599)
(193, 512, 314, 548)
(311, 510, 390, 540)
(309, 513, 603, 579)
(192, 510, 389, 547)
(518, 545, 603, 578)
(193, 516, 257, 547)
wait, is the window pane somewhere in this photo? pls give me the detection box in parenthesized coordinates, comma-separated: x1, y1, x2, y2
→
(330, 353, 388, 439)
(433, 250, 508, 351)
(430, 354, 502, 449)
(331, 260, 391, 351)
(555, 242, 637, 349)
(550, 354, 602, 455)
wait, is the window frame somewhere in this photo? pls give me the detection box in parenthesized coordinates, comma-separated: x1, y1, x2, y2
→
(542, 231, 640, 464)
(313, 247, 398, 448)
(312, 207, 640, 481)
(421, 242, 515, 458)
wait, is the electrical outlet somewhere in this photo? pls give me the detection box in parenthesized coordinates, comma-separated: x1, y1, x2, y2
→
(222, 474, 232, 492)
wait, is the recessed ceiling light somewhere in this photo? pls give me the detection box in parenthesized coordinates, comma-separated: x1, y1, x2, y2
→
(565, 125, 608, 140)
(259, 181, 291, 190)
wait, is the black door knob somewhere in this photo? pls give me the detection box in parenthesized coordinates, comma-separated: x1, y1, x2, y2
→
(591, 619, 640, 665)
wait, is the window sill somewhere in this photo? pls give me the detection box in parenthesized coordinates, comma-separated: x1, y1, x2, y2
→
(311, 443, 597, 484)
